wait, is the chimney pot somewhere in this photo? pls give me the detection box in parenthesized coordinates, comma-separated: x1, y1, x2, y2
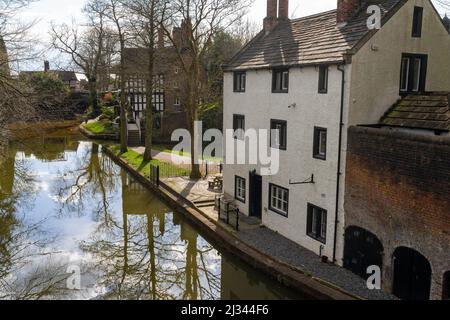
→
(264, 0, 279, 33)
(337, 0, 360, 24)
(279, 0, 289, 20)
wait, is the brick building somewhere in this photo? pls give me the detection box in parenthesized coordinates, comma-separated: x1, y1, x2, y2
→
(344, 93, 450, 300)
(122, 23, 193, 144)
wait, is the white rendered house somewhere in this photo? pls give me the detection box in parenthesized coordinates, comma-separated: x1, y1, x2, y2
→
(222, 0, 450, 265)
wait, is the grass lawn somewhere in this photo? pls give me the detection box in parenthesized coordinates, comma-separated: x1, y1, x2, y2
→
(153, 144, 223, 162)
(109, 145, 191, 178)
(84, 119, 117, 135)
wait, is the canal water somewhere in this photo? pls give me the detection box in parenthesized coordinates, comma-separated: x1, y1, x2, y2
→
(0, 131, 304, 300)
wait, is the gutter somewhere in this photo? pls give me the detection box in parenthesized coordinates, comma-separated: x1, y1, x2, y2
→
(333, 64, 346, 263)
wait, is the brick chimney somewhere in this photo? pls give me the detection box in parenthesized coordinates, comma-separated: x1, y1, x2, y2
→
(337, 0, 360, 24)
(263, 0, 278, 33)
(279, 0, 289, 20)
(44, 60, 50, 72)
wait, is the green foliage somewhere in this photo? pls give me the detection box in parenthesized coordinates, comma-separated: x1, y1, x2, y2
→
(101, 106, 115, 120)
(199, 102, 223, 132)
(21, 72, 68, 98)
(84, 119, 117, 135)
(109, 145, 191, 177)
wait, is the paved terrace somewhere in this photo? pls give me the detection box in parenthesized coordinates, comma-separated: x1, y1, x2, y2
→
(132, 147, 396, 300)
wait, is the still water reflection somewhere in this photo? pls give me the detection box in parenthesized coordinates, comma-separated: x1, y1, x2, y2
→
(0, 133, 304, 300)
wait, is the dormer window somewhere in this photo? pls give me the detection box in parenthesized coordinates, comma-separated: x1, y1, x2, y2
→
(272, 69, 289, 93)
(412, 6, 423, 37)
(400, 53, 427, 94)
(233, 72, 246, 92)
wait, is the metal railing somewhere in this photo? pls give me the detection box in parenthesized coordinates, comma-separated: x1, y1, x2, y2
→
(215, 196, 240, 231)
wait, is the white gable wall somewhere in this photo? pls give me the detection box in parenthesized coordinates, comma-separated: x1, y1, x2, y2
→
(349, 0, 450, 125)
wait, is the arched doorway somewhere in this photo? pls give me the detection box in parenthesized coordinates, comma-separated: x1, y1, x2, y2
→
(443, 271, 450, 300)
(343, 226, 384, 279)
(393, 247, 432, 300)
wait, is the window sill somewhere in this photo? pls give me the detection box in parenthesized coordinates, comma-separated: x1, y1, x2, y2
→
(269, 207, 288, 218)
(307, 233, 326, 244)
(235, 197, 246, 204)
(313, 154, 327, 161)
(272, 90, 289, 94)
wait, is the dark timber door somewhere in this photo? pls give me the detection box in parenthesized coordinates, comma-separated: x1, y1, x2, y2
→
(343, 226, 384, 280)
(249, 170, 262, 219)
(393, 247, 432, 300)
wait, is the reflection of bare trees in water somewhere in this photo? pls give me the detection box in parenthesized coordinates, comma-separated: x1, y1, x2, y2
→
(54, 143, 118, 227)
(0, 151, 70, 300)
(79, 170, 221, 300)
(80, 213, 221, 300)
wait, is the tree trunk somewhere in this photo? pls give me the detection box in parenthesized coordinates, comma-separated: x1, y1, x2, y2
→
(188, 60, 201, 180)
(188, 102, 201, 180)
(119, 40, 128, 153)
(89, 78, 100, 117)
(143, 25, 155, 162)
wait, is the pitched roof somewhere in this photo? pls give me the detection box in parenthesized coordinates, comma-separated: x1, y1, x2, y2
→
(51, 70, 78, 82)
(380, 93, 450, 132)
(224, 0, 404, 71)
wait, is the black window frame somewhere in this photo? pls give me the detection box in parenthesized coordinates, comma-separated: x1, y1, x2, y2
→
(313, 127, 327, 160)
(399, 53, 428, 95)
(307, 203, 327, 244)
(272, 69, 289, 93)
(412, 6, 423, 38)
(233, 71, 246, 92)
(270, 119, 287, 151)
(268, 183, 289, 217)
(234, 175, 246, 203)
(233, 114, 245, 140)
(318, 65, 329, 94)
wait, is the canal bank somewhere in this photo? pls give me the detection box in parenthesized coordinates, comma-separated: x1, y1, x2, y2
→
(102, 146, 358, 300)
(1, 133, 310, 299)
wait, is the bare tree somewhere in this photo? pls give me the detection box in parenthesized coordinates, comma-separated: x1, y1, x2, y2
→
(103, 0, 130, 153)
(0, 0, 40, 158)
(436, 0, 450, 11)
(160, 0, 253, 179)
(124, 0, 163, 162)
(50, 0, 109, 117)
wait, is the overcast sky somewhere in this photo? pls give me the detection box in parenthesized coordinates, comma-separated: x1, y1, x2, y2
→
(16, 0, 448, 70)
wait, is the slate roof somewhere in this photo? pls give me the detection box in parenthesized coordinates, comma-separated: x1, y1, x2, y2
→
(224, 0, 405, 71)
(380, 93, 450, 132)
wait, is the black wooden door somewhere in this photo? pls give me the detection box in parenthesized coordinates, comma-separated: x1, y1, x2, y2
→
(249, 171, 262, 219)
(443, 272, 450, 300)
(393, 247, 431, 300)
(343, 226, 384, 280)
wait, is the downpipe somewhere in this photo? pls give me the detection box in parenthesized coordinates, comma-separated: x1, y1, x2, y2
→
(333, 64, 346, 264)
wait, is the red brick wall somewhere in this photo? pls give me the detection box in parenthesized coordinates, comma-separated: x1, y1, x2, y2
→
(279, 0, 289, 20)
(345, 126, 450, 299)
